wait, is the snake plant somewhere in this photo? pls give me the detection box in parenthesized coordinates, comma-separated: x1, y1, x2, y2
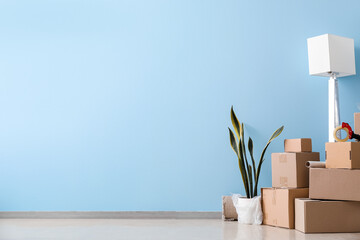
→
(228, 106, 284, 198)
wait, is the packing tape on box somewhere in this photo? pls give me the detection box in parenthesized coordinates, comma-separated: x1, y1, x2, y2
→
(305, 161, 325, 168)
(279, 154, 287, 163)
(280, 177, 288, 187)
(272, 189, 276, 205)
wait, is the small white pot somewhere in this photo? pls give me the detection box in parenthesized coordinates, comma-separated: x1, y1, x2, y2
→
(232, 194, 263, 225)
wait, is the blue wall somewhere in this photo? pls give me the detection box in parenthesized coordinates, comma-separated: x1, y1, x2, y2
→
(0, 0, 359, 211)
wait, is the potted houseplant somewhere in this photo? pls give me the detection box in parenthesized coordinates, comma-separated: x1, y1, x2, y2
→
(228, 106, 284, 224)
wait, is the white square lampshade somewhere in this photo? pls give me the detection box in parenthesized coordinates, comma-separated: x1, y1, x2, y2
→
(307, 34, 356, 77)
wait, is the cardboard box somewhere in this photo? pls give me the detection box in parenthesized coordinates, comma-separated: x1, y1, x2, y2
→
(295, 198, 360, 233)
(284, 138, 312, 153)
(355, 112, 360, 135)
(309, 168, 360, 201)
(272, 152, 319, 188)
(261, 188, 309, 229)
(222, 196, 237, 220)
(325, 142, 360, 169)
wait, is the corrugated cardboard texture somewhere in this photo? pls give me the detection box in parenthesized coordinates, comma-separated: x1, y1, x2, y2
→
(325, 142, 360, 169)
(284, 138, 312, 153)
(309, 168, 360, 201)
(295, 198, 360, 233)
(222, 196, 237, 221)
(355, 113, 360, 135)
(261, 188, 309, 229)
(272, 152, 319, 188)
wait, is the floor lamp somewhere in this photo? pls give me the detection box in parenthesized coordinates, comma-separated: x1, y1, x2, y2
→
(307, 34, 356, 142)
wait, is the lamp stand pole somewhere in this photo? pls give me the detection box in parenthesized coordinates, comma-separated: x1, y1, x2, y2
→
(329, 73, 340, 142)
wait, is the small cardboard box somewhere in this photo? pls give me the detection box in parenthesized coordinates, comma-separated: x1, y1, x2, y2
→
(355, 112, 360, 135)
(222, 196, 237, 220)
(261, 188, 309, 229)
(309, 168, 360, 201)
(325, 142, 360, 169)
(284, 138, 312, 153)
(272, 152, 319, 188)
(295, 198, 360, 233)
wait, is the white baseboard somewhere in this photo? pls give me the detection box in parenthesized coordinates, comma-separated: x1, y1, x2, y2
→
(0, 211, 222, 219)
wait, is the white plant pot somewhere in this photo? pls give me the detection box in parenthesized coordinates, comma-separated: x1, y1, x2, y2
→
(232, 194, 263, 225)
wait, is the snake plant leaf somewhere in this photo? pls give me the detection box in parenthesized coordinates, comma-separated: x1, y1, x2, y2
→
(238, 142, 250, 198)
(268, 126, 284, 143)
(253, 125, 284, 197)
(248, 137, 253, 154)
(241, 123, 244, 140)
(248, 137, 257, 177)
(230, 106, 241, 139)
(228, 128, 239, 157)
(248, 165, 253, 198)
(239, 138, 250, 198)
(239, 123, 249, 174)
(239, 138, 249, 172)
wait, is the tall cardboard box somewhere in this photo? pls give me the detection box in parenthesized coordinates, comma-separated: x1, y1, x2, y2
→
(295, 198, 360, 233)
(309, 168, 360, 201)
(284, 138, 312, 153)
(355, 112, 360, 135)
(325, 142, 360, 169)
(261, 188, 309, 229)
(272, 152, 319, 188)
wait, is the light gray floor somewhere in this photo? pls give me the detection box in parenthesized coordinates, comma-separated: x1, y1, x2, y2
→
(0, 219, 359, 240)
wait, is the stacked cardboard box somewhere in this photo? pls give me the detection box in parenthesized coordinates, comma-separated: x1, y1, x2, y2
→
(295, 198, 360, 233)
(296, 113, 360, 233)
(262, 138, 319, 229)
